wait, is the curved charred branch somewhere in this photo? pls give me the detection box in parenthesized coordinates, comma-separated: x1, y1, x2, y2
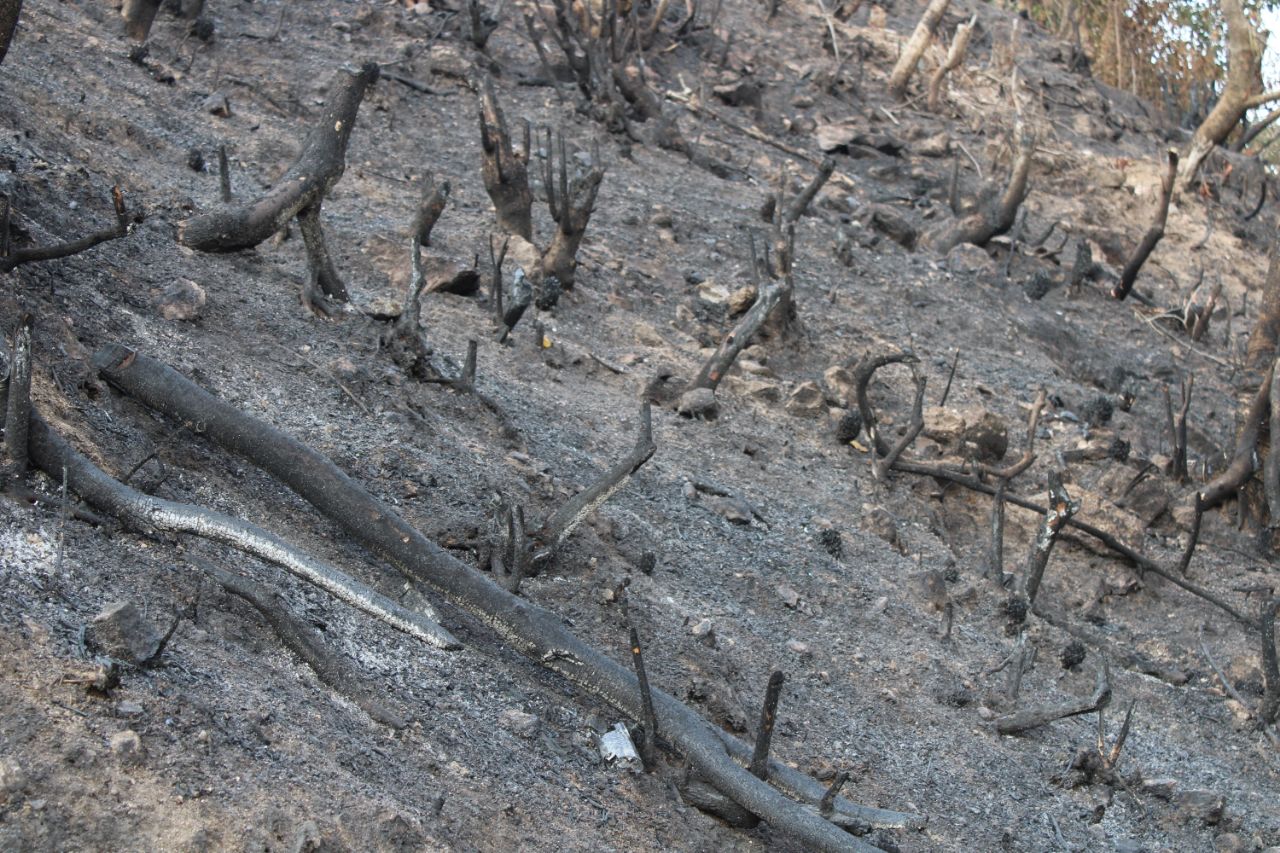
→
(95, 344, 918, 851)
(179, 63, 379, 273)
(198, 560, 409, 729)
(981, 387, 1045, 482)
(872, 366, 927, 482)
(1112, 150, 1177, 301)
(4, 314, 31, 475)
(25, 409, 459, 650)
(0, 186, 130, 274)
(690, 280, 786, 392)
(927, 15, 975, 112)
(851, 351, 918, 457)
(0, 0, 22, 67)
(1262, 598, 1280, 725)
(1199, 363, 1272, 511)
(994, 663, 1110, 736)
(925, 134, 1032, 254)
(534, 403, 654, 559)
(541, 129, 604, 288)
(1019, 471, 1079, 608)
(783, 158, 836, 224)
(413, 174, 451, 246)
(887, 0, 951, 100)
(122, 0, 161, 41)
(891, 458, 1255, 626)
(478, 77, 534, 241)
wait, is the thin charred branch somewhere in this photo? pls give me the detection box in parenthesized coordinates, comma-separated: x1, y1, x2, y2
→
(872, 366, 927, 481)
(0, 186, 130, 274)
(218, 145, 232, 202)
(477, 77, 534, 241)
(198, 560, 409, 729)
(1019, 472, 1078, 608)
(750, 670, 785, 780)
(1178, 494, 1204, 576)
(938, 349, 960, 407)
(534, 403, 655, 558)
(690, 280, 785, 392)
(851, 350, 918, 456)
(628, 624, 658, 770)
(1112, 150, 1177, 301)
(987, 479, 1006, 582)
(890, 457, 1256, 626)
(96, 344, 918, 850)
(1199, 363, 1272, 511)
(413, 174, 451, 246)
(179, 63, 379, 267)
(1165, 376, 1193, 484)
(122, 0, 161, 41)
(541, 129, 604, 288)
(24, 409, 460, 650)
(926, 132, 1033, 253)
(489, 233, 509, 327)
(981, 388, 1045, 481)
(1262, 597, 1280, 725)
(927, 15, 976, 112)
(783, 158, 835, 224)
(4, 315, 31, 475)
(819, 771, 850, 818)
(887, 0, 951, 100)
(994, 663, 1111, 735)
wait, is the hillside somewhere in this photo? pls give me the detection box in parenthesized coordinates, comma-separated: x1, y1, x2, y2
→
(1, 0, 1279, 851)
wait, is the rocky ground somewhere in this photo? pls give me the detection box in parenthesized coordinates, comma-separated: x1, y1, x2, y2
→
(1, 0, 1279, 851)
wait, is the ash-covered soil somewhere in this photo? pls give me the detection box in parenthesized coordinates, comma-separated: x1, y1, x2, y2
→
(2, 0, 1279, 851)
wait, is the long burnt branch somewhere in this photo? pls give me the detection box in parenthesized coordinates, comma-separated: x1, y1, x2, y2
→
(94, 344, 918, 851)
(1112, 150, 1178, 301)
(0, 186, 130, 274)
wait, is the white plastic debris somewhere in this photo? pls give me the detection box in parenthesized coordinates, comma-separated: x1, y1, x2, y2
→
(598, 722, 640, 765)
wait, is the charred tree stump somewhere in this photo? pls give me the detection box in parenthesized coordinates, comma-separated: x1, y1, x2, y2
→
(94, 344, 919, 850)
(1262, 598, 1280, 725)
(925, 131, 1033, 253)
(0, 0, 21, 66)
(1112, 150, 1177, 301)
(541, 129, 604, 288)
(413, 174, 450, 246)
(851, 351, 918, 456)
(927, 15, 975, 112)
(122, 0, 161, 41)
(179, 63, 379, 304)
(1199, 363, 1272, 511)
(887, 0, 951, 100)
(478, 77, 534, 241)
(3, 314, 31, 475)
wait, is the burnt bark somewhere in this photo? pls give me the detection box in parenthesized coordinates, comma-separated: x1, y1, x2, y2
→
(0, 0, 21, 66)
(478, 77, 534, 241)
(1112, 150, 1177, 301)
(925, 133, 1032, 253)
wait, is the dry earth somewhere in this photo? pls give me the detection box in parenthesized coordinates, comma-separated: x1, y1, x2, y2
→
(1, 0, 1279, 851)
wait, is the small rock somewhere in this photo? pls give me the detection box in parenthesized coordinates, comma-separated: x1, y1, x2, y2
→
(785, 639, 810, 655)
(1175, 789, 1226, 825)
(738, 378, 782, 403)
(157, 279, 207, 321)
(88, 601, 163, 665)
(923, 406, 966, 445)
(776, 584, 801, 608)
(117, 699, 145, 717)
(727, 285, 758, 315)
(867, 595, 888, 615)
(976, 705, 996, 721)
(696, 280, 732, 313)
(707, 495, 754, 524)
(201, 91, 231, 117)
(423, 257, 480, 296)
(1140, 778, 1178, 800)
(498, 709, 540, 738)
(912, 132, 951, 157)
(109, 729, 144, 763)
(822, 365, 857, 406)
(946, 243, 995, 277)
(689, 618, 715, 639)
(785, 381, 825, 418)
(861, 506, 900, 550)
(678, 388, 719, 419)
(648, 207, 674, 228)
(633, 321, 665, 347)
(185, 148, 204, 171)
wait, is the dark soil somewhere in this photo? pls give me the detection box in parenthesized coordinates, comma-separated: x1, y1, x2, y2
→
(2, 1, 1279, 851)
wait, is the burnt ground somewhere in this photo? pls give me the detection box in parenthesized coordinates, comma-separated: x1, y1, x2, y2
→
(1, 0, 1279, 851)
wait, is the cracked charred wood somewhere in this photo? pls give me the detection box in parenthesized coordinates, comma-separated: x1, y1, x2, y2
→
(0, 0, 21, 66)
(541, 129, 604, 288)
(24, 408, 460, 650)
(927, 15, 975, 112)
(533, 403, 654, 562)
(851, 351, 918, 456)
(4, 314, 31, 475)
(0, 186, 130, 274)
(994, 663, 1111, 735)
(925, 132, 1032, 254)
(95, 344, 917, 852)
(478, 77, 534, 240)
(690, 280, 785, 393)
(889, 458, 1255, 626)
(1199, 362, 1272, 511)
(198, 560, 409, 729)
(178, 62, 379, 301)
(413, 174, 450, 246)
(887, 0, 951, 100)
(750, 670, 785, 780)
(1019, 472, 1078, 609)
(122, 0, 161, 41)
(1112, 150, 1177, 301)
(1262, 598, 1280, 724)
(872, 366, 927, 482)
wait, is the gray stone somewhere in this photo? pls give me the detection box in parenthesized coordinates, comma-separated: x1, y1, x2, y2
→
(946, 243, 996, 277)
(89, 601, 163, 665)
(109, 729, 144, 763)
(785, 381, 825, 418)
(157, 279, 207, 321)
(1175, 789, 1226, 825)
(499, 709, 540, 738)
(678, 388, 718, 419)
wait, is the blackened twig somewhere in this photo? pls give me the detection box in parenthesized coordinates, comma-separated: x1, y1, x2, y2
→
(938, 348, 960, 407)
(749, 670, 784, 780)
(0, 187, 130, 274)
(818, 770, 849, 818)
(629, 624, 658, 770)
(218, 144, 232, 202)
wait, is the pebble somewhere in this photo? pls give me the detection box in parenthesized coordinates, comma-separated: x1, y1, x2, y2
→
(498, 709, 540, 738)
